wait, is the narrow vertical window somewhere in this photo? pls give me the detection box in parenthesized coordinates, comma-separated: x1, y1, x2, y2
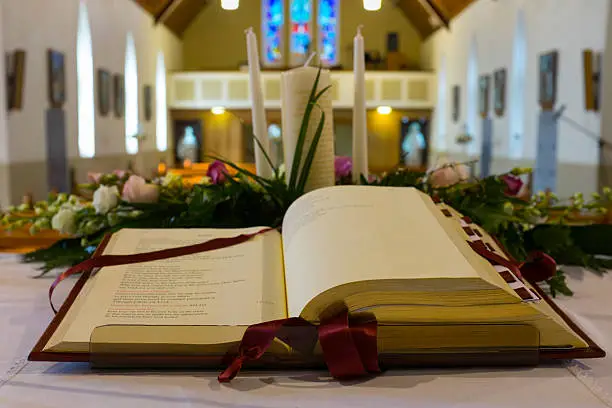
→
(466, 37, 479, 156)
(318, 0, 339, 66)
(290, 0, 313, 65)
(125, 33, 139, 155)
(262, 0, 284, 66)
(436, 55, 447, 150)
(509, 10, 526, 159)
(76, 1, 95, 158)
(156, 52, 168, 152)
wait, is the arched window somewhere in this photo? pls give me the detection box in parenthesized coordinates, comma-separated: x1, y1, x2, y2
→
(436, 54, 447, 150)
(466, 37, 479, 155)
(155, 52, 168, 152)
(76, 1, 95, 158)
(509, 10, 526, 159)
(125, 32, 139, 155)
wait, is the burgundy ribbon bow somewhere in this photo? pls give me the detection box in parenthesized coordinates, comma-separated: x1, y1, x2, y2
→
(218, 311, 380, 382)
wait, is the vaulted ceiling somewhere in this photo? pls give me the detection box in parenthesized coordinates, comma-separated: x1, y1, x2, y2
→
(133, 0, 475, 38)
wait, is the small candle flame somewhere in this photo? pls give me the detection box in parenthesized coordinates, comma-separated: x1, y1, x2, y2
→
(357, 25, 364, 36)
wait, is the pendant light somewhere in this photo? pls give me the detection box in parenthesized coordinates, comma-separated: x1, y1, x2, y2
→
(363, 0, 382, 11)
(221, 0, 239, 10)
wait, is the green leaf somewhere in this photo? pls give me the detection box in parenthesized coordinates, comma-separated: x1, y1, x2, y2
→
(296, 107, 326, 194)
(252, 133, 276, 174)
(289, 68, 323, 190)
(547, 270, 573, 298)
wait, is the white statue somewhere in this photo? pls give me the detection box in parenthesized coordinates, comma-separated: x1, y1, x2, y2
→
(177, 126, 199, 164)
(401, 122, 426, 167)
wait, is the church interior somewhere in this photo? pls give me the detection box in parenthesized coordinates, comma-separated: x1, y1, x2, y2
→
(0, 0, 609, 206)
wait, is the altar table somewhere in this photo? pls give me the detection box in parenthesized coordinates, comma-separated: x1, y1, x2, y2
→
(2, 253, 612, 407)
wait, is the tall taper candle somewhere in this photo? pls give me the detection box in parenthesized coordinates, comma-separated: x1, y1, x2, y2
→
(281, 67, 335, 192)
(352, 26, 368, 183)
(246, 27, 273, 178)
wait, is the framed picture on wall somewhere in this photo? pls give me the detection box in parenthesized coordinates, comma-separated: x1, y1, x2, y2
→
(539, 50, 558, 111)
(113, 74, 125, 118)
(97, 69, 112, 116)
(144, 85, 153, 122)
(452, 85, 460, 123)
(583, 49, 602, 112)
(47, 49, 66, 109)
(6, 49, 26, 111)
(479, 75, 490, 118)
(494, 69, 506, 117)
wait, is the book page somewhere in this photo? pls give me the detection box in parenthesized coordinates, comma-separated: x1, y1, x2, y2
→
(54, 228, 286, 347)
(282, 186, 484, 317)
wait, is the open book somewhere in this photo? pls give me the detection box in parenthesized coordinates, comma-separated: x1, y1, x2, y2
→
(32, 186, 603, 362)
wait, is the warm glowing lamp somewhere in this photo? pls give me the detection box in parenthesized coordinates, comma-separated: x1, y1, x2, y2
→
(221, 0, 239, 10)
(157, 161, 167, 176)
(211, 106, 226, 115)
(363, 0, 382, 11)
(183, 159, 193, 169)
(376, 106, 392, 115)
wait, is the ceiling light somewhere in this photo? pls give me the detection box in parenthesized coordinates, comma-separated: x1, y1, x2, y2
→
(377, 106, 392, 115)
(363, 0, 382, 11)
(212, 106, 226, 115)
(221, 0, 239, 11)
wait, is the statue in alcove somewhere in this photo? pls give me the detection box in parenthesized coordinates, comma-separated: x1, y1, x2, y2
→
(177, 126, 199, 165)
(401, 122, 426, 167)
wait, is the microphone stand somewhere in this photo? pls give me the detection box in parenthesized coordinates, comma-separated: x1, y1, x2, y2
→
(555, 107, 612, 188)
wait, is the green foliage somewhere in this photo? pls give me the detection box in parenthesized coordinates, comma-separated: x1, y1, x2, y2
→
(10, 73, 612, 298)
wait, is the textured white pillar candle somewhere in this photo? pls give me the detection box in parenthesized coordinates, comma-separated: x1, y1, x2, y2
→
(245, 27, 273, 178)
(352, 26, 368, 183)
(281, 66, 335, 192)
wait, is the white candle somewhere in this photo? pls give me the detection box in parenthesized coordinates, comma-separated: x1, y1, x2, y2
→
(245, 27, 273, 178)
(281, 66, 335, 192)
(352, 26, 368, 183)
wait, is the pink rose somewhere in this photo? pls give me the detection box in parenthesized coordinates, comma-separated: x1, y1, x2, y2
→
(206, 161, 229, 184)
(87, 172, 103, 183)
(501, 174, 524, 196)
(429, 163, 470, 188)
(334, 156, 353, 182)
(113, 169, 128, 179)
(122, 175, 159, 203)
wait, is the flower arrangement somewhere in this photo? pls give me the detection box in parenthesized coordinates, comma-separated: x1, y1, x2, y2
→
(2, 68, 612, 297)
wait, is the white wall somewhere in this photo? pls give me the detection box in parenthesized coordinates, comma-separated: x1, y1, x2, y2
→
(0, 4, 9, 165)
(2, 0, 182, 164)
(423, 0, 608, 196)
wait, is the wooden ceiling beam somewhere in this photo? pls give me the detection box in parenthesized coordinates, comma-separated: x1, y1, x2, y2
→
(421, 0, 450, 28)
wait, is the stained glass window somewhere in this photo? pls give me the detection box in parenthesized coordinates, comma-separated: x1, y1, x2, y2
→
(262, 0, 284, 65)
(318, 0, 338, 66)
(290, 0, 312, 63)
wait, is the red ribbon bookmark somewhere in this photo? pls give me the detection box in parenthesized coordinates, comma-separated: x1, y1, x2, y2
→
(49, 228, 274, 313)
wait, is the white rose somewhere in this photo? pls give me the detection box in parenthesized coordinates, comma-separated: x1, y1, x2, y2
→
(51, 209, 77, 235)
(93, 185, 119, 215)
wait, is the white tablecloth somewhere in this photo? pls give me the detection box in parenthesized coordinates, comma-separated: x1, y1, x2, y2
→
(2, 254, 612, 407)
